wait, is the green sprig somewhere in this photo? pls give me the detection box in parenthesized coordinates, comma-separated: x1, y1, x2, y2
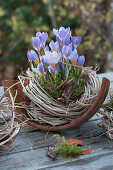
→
(55, 136, 84, 158)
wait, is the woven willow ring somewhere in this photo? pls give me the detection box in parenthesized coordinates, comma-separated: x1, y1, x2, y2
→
(18, 68, 110, 131)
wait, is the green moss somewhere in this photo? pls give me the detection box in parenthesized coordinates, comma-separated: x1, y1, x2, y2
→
(42, 79, 86, 101)
(41, 84, 62, 99)
(50, 90, 62, 99)
(55, 136, 84, 158)
(71, 79, 86, 100)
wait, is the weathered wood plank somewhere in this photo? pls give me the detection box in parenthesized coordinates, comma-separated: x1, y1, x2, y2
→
(1, 118, 113, 170)
(44, 151, 113, 170)
(0, 118, 102, 155)
(0, 143, 113, 170)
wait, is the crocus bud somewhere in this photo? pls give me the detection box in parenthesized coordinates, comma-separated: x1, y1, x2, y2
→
(27, 50, 39, 64)
(77, 55, 85, 66)
(32, 37, 41, 51)
(71, 36, 81, 47)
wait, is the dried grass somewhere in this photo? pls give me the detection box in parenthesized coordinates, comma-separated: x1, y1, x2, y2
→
(0, 89, 20, 149)
(100, 89, 113, 139)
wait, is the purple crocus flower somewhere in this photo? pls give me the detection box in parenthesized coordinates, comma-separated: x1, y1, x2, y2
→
(40, 55, 47, 67)
(49, 40, 60, 52)
(41, 32, 48, 44)
(53, 27, 71, 46)
(64, 33, 71, 46)
(36, 32, 48, 45)
(71, 36, 81, 47)
(58, 27, 70, 38)
(38, 64, 44, 73)
(56, 36, 62, 46)
(48, 66, 56, 77)
(32, 37, 41, 51)
(77, 55, 85, 66)
(27, 50, 39, 64)
(44, 51, 61, 67)
(32, 64, 45, 77)
(44, 71, 49, 80)
(68, 49, 78, 66)
(32, 67, 38, 73)
(53, 27, 70, 39)
(45, 45, 49, 51)
(62, 44, 72, 59)
(56, 63, 60, 72)
(36, 32, 42, 38)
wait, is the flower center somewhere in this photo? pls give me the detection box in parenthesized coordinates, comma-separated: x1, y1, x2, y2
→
(72, 60, 77, 66)
(35, 60, 40, 64)
(77, 67, 81, 71)
(49, 58, 54, 61)
(50, 63, 56, 67)
(40, 72, 44, 77)
(52, 49, 57, 52)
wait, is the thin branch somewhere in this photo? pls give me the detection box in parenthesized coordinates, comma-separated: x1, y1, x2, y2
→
(47, 0, 57, 28)
(0, 35, 24, 62)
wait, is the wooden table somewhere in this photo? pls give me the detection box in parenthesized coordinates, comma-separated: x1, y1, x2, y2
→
(0, 72, 113, 170)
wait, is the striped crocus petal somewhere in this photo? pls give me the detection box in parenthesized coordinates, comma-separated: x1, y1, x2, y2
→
(59, 27, 70, 38)
(32, 64, 45, 77)
(48, 66, 56, 77)
(77, 55, 85, 66)
(37, 64, 44, 76)
(64, 33, 71, 46)
(45, 45, 49, 51)
(71, 36, 81, 47)
(69, 49, 78, 66)
(62, 44, 72, 59)
(32, 67, 38, 73)
(41, 32, 48, 44)
(32, 37, 41, 50)
(53, 27, 70, 39)
(27, 50, 39, 64)
(49, 40, 60, 52)
(53, 27, 71, 47)
(56, 63, 60, 72)
(36, 32, 48, 45)
(40, 55, 47, 67)
(44, 71, 49, 80)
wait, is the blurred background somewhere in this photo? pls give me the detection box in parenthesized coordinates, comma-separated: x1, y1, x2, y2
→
(0, 0, 113, 85)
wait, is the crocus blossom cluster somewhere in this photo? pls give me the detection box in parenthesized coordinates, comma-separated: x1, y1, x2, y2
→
(27, 27, 85, 86)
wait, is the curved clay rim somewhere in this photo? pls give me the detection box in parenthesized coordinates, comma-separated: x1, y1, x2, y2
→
(27, 77, 110, 131)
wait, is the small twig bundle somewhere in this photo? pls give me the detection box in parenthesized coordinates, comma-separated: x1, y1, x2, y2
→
(18, 67, 100, 126)
(100, 89, 113, 139)
(0, 89, 20, 151)
(101, 112, 113, 139)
